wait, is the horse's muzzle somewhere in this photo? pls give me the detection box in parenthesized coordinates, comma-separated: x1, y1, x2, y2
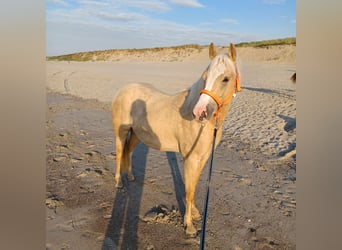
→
(193, 103, 215, 122)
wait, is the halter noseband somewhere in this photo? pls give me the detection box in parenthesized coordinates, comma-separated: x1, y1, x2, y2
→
(200, 73, 241, 120)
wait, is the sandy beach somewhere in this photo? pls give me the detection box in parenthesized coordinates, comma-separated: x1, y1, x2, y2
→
(46, 45, 296, 249)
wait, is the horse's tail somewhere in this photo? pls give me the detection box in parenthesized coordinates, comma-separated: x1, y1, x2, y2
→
(121, 127, 133, 173)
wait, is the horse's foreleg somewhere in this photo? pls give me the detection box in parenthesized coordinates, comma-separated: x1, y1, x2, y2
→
(189, 165, 204, 221)
(190, 158, 208, 221)
(183, 157, 200, 236)
(183, 157, 208, 236)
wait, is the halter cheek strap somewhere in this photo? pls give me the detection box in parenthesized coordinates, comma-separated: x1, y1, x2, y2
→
(200, 74, 241, 120)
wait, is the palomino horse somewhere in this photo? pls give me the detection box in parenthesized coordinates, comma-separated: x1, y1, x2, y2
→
(111, 43, 241, 236)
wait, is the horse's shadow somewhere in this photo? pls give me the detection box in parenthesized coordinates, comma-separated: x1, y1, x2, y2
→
(243, 86, 295, 99)
(278, 114, 296, 157)
(166, 152, 186, 215)
(102, 145, 185, 249)
(278, 114, 296, 133)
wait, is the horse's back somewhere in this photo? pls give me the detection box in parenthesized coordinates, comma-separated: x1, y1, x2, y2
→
(111, 83, 169, 128)
(113, 83, 169, 104)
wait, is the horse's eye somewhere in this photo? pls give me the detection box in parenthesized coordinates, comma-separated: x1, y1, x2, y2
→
(222, 76, 229, 82)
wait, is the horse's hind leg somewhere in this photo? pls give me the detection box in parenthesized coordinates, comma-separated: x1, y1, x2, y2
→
(114, 125, 131, 188)
(114, 136, 125, 188)
(124, 129, 140, 182)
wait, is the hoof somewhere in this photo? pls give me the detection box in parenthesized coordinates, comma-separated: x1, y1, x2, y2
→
(191, 207, 201, 221)
(115, 174, 123, 188)
(115, 179, 123, 189)
(185, 224, 197, 238)
(192, 213, 201, 221)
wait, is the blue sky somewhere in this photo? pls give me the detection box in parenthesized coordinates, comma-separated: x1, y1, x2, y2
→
(46, 0, 296, 56)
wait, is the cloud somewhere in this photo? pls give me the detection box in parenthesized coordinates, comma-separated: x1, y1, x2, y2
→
(47, 1, 149, 25)
(220, 18, 240, 25)
(91, 10, 146, 22)
(79, 0, 170, 13)
(124, 0, 170, 12)
(47, 0, 68, 6)
(170, 0, 204, 8)
(46, 0, 295, 55)
(47, 11, 257, 56)
(77, 0, 110, 8)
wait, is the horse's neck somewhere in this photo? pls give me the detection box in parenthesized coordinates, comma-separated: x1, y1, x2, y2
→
(217, 102, 232, 127)
(177, 78, 204, 120)
(185, 78, 205, 108)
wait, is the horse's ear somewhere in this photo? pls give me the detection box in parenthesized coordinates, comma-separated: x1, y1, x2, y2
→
(201, 69, 208, 81)
(290, 72, 296, 84)
(228, 43, 237, 62)
(209, 42, 217, 59)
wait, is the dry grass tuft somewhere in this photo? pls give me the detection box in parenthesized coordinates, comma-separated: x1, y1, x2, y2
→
(46, 38, 296, 62)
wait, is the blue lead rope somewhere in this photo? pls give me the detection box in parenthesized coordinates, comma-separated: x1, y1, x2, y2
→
(199, 124, 218, 250)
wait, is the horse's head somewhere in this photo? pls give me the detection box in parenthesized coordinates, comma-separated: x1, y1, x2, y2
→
(193, 42, 241, 122)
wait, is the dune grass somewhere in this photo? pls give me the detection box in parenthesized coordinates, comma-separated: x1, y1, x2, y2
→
(235, 37, 296, 48)
(47, 44, 203, 62)
(47, 38, 295, 61)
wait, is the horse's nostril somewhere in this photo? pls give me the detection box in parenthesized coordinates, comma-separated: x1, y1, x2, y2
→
(199, 111, 207, 121)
